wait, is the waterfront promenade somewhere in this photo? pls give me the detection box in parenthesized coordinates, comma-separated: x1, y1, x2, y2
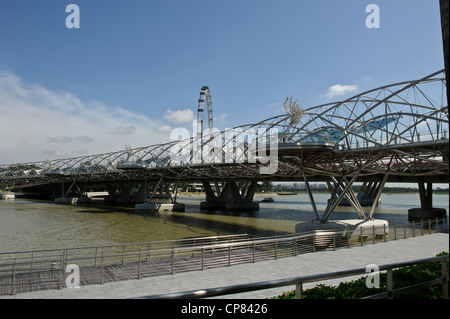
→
(1, 232, 448, 299)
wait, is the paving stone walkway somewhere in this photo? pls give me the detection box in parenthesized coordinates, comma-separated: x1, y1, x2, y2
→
(1, 233, 448, 299)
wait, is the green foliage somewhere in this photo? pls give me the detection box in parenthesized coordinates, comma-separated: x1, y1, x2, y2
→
(272, 252, 449, 299)
(1, 184, 12, 191)
(256, 182, 273, 193)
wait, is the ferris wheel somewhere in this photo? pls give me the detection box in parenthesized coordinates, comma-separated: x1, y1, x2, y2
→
(197, 86, 213, 138)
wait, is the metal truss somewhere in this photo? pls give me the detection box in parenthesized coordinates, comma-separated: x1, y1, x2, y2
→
(1, 70, 448, 189)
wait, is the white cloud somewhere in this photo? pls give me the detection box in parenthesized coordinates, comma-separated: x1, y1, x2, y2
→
(164, 108, 194, 124)
(0, 72, 170, 164)
(47, 136, 74, 143)
(325, 84, 358, 99)
(46, 135, 94, 143)
(74, 135, 94, 143)
(157, 125, 172, 133)
(108, 126, 136, 135)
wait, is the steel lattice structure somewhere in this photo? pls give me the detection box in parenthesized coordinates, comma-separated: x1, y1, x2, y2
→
(1, 70, 448, 190)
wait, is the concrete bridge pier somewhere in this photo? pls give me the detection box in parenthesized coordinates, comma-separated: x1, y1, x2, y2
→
(200, 181, 260, 211)
(408, 182, 447, 221)
(54, 180, 91, 205)
(104, 183, 140, 203)
(135, 179, 185, 212)
(104, 182, 171, 204)
(200, 181, 228, 210)
(296, 173, 390, 246)
(0, 193, 15, 200)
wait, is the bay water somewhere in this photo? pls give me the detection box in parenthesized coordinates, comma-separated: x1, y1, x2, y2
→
(0, 193, 448, 253)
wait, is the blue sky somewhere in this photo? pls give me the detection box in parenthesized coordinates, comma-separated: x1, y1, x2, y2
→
(0, 0, 445, 163)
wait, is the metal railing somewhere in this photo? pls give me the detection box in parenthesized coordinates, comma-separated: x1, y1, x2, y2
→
(0, 218, 447, 295)
(139, 254, 448, 299)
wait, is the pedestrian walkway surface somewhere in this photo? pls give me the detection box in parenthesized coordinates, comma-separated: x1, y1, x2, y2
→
(2, 233, 448, 299)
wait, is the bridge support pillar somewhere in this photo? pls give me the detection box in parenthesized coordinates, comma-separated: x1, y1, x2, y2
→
(104, 184, 119, 203)
(54, 180, 91, 205)
(104, 183, 143, 203)
(337, 181, 381, 207)
(135, 178, 185, 212)
(200, 181, 228, 210)
(408, 182, 447, 221)
(105, 181, 173, 204)
(295, 172, 389, 247)
(116, 183, 143, 203)
(325, 176, 366, 221)
(296, 169, 390, 242)
(200, 181, 259, 211)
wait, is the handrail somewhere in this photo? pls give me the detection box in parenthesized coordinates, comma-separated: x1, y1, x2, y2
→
(0, 217, 447, 295)
(135, 255, 449, 299)
(0, 233, 253, 256)
(0, 232, 319, 268)
(0, 218, 447, 268)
